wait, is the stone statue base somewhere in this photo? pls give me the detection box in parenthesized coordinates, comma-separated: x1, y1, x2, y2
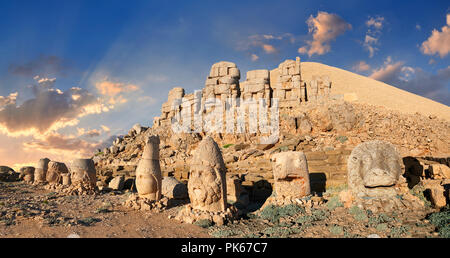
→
(175, 204, 238, 226)
(123, 193, 169, 212)
(340, 184, 426, 213)
(60, 179, 97, 196)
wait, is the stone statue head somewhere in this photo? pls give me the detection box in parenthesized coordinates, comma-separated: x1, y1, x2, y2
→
(348, 140, 402, 197)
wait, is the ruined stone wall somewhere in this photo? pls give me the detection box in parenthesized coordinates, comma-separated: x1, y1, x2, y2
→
(153, 57, 334, 132)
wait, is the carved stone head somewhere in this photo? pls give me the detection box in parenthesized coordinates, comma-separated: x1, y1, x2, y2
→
(348, 140, 402, 198)
(188, 136, 227, 212)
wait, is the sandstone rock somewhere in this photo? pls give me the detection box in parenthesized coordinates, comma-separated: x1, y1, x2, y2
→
(108, 175, 125, 190)
(161, 176, 188, 199)
(188, 136, 227, 212)
(132, 123, 144, 135)
(110, 146, 119, 155)
(226, 175, 243, 203)
(429, 164, 450, 179)
(348, 141, 402, 198)
(338, 190, 354, 208)
(62, 173, 71, 186)
(135, 135, 162, 200)
(0, 166, 18, 182)
(270, 151, 311, 199)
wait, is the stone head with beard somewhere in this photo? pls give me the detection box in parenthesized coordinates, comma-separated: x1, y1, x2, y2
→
(188, 136, 227, 212)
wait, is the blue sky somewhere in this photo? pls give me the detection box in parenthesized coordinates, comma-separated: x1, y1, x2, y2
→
(0, 0, 448, 167)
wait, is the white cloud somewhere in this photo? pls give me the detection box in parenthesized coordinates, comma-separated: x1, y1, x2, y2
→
(421, 14, 450, 58)
(298, 11, 352, 56)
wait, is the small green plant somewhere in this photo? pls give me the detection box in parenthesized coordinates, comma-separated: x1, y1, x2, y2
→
(409, 184, 431, 207)
(77, 217, 101, 226)
(263, 226, 294, 238)
(428, 208, 450, 238)
(259, 204, 304, 224)
(329, 225, 344, 235)
(242, 232, 261, 238)
(376, 223, 389, 232)
(95, 151, 104, 156)
(311, 209, 329, 221)
(349, 206, 368, 222)
(368, 213, 392, 227)
(336, 136, 348, 143)
(194, 219, 213, 228)
(389, 225, 409, 238)
(211, 229, 237, 238)
(222, 144, 233, 149)
(326, 196, 343, 211)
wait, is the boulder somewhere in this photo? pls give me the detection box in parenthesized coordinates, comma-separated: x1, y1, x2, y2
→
(108, 175, 125, 191)
(0, 166, 19, 182)
(161, 176, 188, 199)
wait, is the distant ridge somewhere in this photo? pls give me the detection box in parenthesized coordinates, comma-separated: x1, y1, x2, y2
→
(301, 62, 450, 121)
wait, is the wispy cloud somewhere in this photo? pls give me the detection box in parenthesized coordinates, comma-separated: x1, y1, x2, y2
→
(353, 61, 371, 72)
(369, 57, 450, 105)
(363, 16, 385, 57)
(420, 13, 450, 58)
(298, 11, 352, 56)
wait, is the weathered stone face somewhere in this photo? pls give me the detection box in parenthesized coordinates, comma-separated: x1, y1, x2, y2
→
(135, 135, 162, 201)
(34, 158, 50, 183)
(188, 136, 227, 212)
(46, 161, 69, 185)
(271, 151, 311, 198)
(348, 140, 402, 198)
(69, 159, 96, 187)
(20, 167, 35, 183)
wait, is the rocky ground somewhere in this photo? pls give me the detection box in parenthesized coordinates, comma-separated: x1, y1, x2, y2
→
(1, 181, 447, 238)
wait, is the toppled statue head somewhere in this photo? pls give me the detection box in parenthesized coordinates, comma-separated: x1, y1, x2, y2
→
(348, 140, 402, 198)
(271, 151, 311, 199)
(188, 136, 227, 212)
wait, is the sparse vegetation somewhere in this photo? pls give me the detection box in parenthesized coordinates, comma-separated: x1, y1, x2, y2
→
(194, 219, 213, 228)
(211, 228, 237, 238)
(368, 213, 392, 227)
(349, 206, 368, 222)
(326, 196, 343, 211)
(428, 207, 450, 238)
(410, 184, 431, 207)
(222, 144, 233, 149)
(77, 217, 101, 226)
(389, 225, 410, 238)
(259, 204, 304, 224)
(329, 225, 344, 235)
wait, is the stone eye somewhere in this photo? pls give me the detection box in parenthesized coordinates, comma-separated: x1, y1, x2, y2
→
(352, 156, 358, 162)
